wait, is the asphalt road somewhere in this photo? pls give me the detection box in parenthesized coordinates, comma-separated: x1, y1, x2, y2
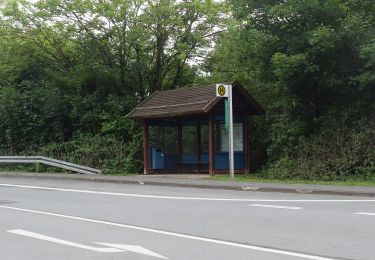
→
(0, 176, 374, 260)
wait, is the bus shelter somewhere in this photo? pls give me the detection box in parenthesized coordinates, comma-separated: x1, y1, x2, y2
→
(126, 81, 264, 175)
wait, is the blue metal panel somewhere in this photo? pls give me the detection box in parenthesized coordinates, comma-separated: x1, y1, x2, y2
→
(214, 152, 245, 170)
(151, 148, 164, 169)
(181, 154, 198, 161)
(200, 153, 209, 163)
(164, 155, 177, 169)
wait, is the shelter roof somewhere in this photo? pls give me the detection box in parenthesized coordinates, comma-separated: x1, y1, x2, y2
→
(126, 81, 264, 119)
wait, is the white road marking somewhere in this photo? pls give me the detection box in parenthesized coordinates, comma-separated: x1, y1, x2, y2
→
(354, 212, 375, 216)
(8, 229, 168, 258)
(1, 205, 333, 260)
(96, 243, 168, 259)
(0, 183, 374, 202)
(250, 204, 302, 210)
(7, 229, 124, 253)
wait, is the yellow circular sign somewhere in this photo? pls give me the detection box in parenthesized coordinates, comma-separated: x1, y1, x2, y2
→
(218, 85, 226, 96)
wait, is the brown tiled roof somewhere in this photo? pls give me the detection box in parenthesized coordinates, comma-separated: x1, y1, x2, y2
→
(126, 81, 264, 119)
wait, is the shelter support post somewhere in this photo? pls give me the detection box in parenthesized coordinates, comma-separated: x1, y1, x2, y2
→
(244, 114, 250, 173)
(208, 115, 215, 176)
(143, 120, 150, 175)
(196, 121, 201, 174)
(177, 123, 182, 173)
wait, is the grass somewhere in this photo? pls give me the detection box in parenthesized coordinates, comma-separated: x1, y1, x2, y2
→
(0, 165, 138, 176)
(101, 171, 138, 176)
(0, 164, 40, 173)
(1, 165, 374, 187)
(208, 174, 375, 187)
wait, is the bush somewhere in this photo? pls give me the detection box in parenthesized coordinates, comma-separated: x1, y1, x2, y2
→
(0, 134, 143, 174)
(261, 118, 375, 181)
(36, 134, 143, 174)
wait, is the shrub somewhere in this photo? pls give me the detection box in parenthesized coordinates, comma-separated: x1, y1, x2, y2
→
(261, 118, 375, 181)
(0, 134, 143, 174)
(37, 134, 143, 174)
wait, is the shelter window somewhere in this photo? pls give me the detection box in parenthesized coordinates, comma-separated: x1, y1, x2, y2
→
(182, 125, 197, 155)
(200, 124, 209, 154)
(218, 122, 243, 152)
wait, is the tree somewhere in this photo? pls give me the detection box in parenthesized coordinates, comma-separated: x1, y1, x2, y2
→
(0, 0, 226, 172)
(207, 0, 375, 178)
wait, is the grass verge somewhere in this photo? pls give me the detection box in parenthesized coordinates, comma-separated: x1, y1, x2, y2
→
(209, 174, 375, 187)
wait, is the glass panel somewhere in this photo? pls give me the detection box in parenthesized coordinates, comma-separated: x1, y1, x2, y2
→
(163, 126, 177, 156)
(233, 123, 244, 151)
(162, 126, 177, 169)
(218, 122, 243, 152)
(149, 125, 177, 169)
(182, 125, 197, 155)
(149, 126, 163, 170)
(200, 124, 209, 154)
(149, 126, 162, 150)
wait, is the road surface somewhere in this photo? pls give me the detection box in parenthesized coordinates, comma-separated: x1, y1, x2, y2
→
(0, 176, 374, 260)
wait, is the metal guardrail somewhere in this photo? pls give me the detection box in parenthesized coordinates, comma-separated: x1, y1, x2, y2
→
(0, 156, 101, 175)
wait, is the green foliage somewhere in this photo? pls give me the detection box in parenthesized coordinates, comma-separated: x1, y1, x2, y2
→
(0, 0, 373, 179)
(260, 119, 375, 181)
(0, 0, 223, 174)
(0, 85, 68, 151)
(208, 0, 375, 180)
(33, 134, 143, 174)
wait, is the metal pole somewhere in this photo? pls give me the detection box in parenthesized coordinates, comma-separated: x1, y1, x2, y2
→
(228, 84, 235, 178)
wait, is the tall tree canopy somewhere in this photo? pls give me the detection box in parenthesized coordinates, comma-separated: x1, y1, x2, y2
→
(0, 0, 224, 171)
(207, 0, 374, 179)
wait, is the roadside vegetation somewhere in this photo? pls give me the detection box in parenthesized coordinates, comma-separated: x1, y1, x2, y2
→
(0, 0, 374, 181)
(210, 175, 375, 187)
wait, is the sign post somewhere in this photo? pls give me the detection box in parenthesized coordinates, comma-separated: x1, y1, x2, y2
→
(216, 84, 234, 179)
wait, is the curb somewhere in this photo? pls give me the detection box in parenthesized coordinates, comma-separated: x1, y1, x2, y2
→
(1, 173, 374, 197)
